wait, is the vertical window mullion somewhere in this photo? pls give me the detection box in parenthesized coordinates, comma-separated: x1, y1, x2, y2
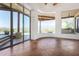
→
(23, 6, 24, 42)
(10, 3, 13, 46)
(18, 12, 20, 32)
(29, 10, 31, 40)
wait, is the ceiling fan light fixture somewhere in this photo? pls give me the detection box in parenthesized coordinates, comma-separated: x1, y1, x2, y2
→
(53, 3, 58, 6)
(45, 3, 47, 5)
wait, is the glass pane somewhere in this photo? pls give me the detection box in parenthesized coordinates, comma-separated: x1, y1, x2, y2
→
(0, 10, 10, 49)
(40, 20, 55, 33)
(20, 13, 23, 41)
(13, 12, 18, 34)
(38, 21, 40, 33)
(62, 18, 75, 33)
(13, 12, 23, 45)
(20, 13, 23, 33)
(76, 17, 79, 33)
(24, 15, 30, 41)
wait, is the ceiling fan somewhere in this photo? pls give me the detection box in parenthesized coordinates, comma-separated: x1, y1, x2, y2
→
(44, 3, 58, 6)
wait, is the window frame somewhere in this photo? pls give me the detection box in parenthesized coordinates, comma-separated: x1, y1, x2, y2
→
(61, 17, 75, 34)
(38, 20, 56, 34)
(0, 3, 31, 50)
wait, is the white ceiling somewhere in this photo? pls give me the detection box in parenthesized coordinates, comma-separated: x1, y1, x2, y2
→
(23, 3, 79, 14)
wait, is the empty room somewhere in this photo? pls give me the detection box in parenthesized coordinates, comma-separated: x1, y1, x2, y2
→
(0, 3, 79, 56)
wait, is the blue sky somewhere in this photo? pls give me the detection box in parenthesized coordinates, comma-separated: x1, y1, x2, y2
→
(0, 10, 10, 28)
(0, 10, 30, 29)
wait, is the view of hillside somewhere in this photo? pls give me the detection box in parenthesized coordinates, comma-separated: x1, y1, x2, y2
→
(62, 18, 74, 29)
(40, 20, 55, 33)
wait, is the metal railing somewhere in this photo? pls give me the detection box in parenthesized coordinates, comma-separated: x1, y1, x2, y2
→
(0, 35, 10, 49)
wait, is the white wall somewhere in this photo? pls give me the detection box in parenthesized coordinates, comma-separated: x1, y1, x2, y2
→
(55, 12, 62, 34)
(31, 9, 38, 40)
(31, 10, 79, 40)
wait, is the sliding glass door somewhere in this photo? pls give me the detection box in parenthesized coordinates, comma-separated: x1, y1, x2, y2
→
(0, 10, 11, 49)
(13, 12, 30, 44)
(20, 13, 24, 41)
(13, 12, 23, 44)
(0, 3, 31, 50)
(24, 15, 30, 41)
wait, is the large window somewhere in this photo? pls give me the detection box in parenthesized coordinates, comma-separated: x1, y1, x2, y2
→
(0, 10, 10, 49)
(20, 13, 23, 33)
(13, 12, 23, 44)
(62, 17, 75, 33)
(24, 15, 30, 41)
(13, 12, 18, 34)
(75, 16, 79, 33)
(39, 20, 55, 33)
(0, 10, 10, 35)
(0, 3, 31, 50)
